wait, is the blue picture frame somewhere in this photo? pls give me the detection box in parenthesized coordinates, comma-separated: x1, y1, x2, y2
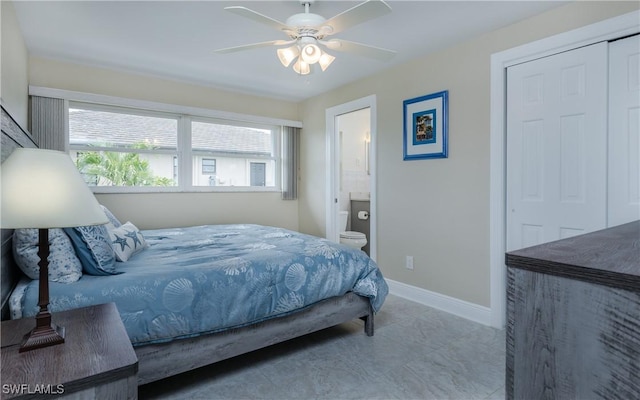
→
(403, 90, 448, 160)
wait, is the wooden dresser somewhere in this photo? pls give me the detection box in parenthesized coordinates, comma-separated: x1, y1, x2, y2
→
(505, 221, 639, 399)
(1, 303, 138, 399)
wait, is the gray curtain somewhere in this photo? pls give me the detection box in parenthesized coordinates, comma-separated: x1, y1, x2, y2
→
(281, 126, 300, 200)
(30, 96, 66, 151)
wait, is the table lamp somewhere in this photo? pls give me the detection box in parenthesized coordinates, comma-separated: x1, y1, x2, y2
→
(1, 148, 108, 352)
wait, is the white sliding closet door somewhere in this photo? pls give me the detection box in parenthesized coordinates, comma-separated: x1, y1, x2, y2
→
(609, 35, 640, 226)
(506, 42, 608, 251)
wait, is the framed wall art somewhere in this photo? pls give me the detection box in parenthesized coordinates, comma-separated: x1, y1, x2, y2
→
(403, 90, 448, 160)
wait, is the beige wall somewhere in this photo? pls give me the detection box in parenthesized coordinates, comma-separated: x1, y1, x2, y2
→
(1, 0, 29, 129)
(97, 192, 298, 231)
(298, 2, 640, 307)
(29, 57, 301, 231)
(29, 57, 300, 122)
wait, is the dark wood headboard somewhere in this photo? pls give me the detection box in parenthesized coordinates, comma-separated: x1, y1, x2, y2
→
(1, 105, 37, 320)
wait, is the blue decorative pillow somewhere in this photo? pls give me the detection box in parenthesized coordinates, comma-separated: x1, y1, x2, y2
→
(64, 225, 120, 275)
(107, 221, 147, 262)
(12, 228, 83, 283)
(101, 205, 122, 228)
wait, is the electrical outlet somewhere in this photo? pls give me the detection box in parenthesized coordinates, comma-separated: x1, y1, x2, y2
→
(405, 256, 414, 270)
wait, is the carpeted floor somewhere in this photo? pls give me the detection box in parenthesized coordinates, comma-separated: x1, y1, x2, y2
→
(139, 294, 505, 400)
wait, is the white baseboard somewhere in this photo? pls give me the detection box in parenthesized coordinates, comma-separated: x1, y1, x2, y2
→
(385, 279, 496, 327)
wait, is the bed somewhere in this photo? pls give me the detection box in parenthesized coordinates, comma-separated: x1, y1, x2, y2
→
(0, 106, 388, 385)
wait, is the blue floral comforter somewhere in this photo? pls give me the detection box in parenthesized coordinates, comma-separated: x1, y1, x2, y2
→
(18, 224, 388, 346)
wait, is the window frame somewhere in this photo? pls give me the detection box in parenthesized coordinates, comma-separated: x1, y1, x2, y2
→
(68, 101, 282, 194)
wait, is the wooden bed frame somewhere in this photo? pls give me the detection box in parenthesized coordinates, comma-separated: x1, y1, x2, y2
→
(0, 105, 374, 385)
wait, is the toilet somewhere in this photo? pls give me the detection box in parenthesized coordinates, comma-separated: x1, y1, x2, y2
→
(339, 211, 367, 250)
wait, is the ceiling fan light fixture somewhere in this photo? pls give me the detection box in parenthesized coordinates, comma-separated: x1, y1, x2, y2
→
(292, 58, 311, 75)
(318, 52, 335, 71)
(277, 45, 300, 67)
(219, 0, 395, 76)
(300, 43, 322, 64)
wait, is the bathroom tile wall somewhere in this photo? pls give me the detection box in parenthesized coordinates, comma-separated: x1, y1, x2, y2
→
(340, 169, 370, 213)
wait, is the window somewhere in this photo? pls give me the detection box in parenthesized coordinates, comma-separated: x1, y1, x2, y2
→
(191, 119, 277, 188)
(69, 104, 178, 188)
(250, 162, 266, 186)
(173, 156, 178, 182)
(202, 158, 216, 174)
(76, 152, 99, 186)
(68, 102, 280, 192)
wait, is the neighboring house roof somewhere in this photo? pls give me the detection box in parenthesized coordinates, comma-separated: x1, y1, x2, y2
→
(69, 108, 273, 156)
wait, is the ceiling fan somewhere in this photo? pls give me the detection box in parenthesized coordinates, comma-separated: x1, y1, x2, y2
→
(215, 0, 396, 75)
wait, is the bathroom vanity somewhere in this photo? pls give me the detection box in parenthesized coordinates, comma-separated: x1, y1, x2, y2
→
(505, 221, 640, 399)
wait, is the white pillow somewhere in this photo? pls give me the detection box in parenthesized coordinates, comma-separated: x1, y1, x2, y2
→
(12, 228, 83, 283)
(107, 222, 147, 262)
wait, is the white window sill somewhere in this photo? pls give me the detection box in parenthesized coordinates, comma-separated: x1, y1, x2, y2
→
(90, 186, 281, 194)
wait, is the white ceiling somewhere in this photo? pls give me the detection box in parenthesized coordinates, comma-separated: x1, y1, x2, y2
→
(13, 1, 566, 102)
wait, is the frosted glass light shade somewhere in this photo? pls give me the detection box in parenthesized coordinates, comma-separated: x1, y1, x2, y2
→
(277, 45, 300, 67)
(301, 44, 322, 64)
(293, 58, 311, 75)
(318, 52, 336, 71)
(1, 148, 108, 229)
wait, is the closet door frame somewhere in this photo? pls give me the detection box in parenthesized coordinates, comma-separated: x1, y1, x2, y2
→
(608, 35, 640, 226)
(488, 10, 640, 328)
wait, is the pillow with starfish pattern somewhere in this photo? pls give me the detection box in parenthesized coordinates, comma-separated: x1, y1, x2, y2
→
(107, 221, 147, 262)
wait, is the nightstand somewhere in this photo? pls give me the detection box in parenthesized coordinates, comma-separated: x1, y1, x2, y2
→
(1, 303, 138, 399)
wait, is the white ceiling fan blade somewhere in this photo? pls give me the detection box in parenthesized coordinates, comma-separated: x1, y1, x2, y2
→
(320, 0, 392, 36)
(224, 6, 291, 32)
(321, 39, 396, 61)
(215, 40, 293, 54)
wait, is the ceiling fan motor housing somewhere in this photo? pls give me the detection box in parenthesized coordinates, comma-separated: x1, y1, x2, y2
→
(286, 13, 326, 37)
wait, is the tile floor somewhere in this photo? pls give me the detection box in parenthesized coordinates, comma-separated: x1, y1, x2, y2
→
(139, 294, 506, 400)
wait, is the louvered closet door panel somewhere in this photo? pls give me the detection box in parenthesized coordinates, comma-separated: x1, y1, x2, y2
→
(506, 42, 608, 251)
(609, 35, 640, 226)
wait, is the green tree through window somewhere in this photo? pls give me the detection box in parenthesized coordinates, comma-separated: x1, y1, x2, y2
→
(76, 145, 173, 187)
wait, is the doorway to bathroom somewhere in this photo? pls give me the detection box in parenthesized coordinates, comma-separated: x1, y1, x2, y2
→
(325, 95, 377, 261)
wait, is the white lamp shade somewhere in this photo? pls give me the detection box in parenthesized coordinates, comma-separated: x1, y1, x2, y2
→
(1, 148, 108, 229)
